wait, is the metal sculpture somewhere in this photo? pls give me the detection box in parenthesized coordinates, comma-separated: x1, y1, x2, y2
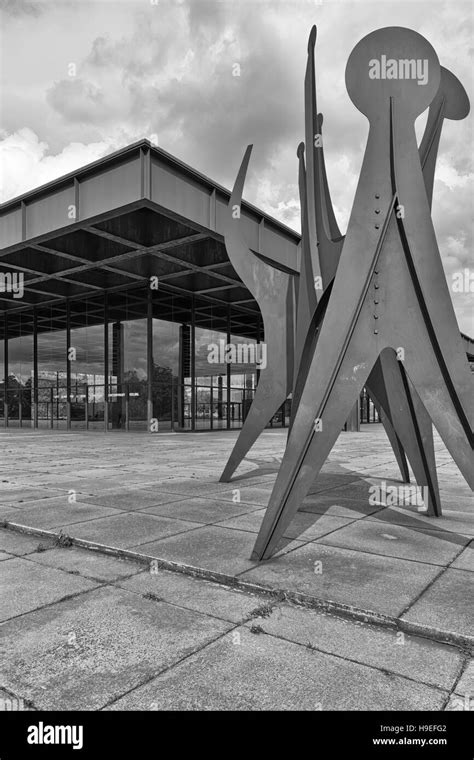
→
(250, 27, 473, 560)
(220, 27, 440, 491)
(221, 26, 471, 530)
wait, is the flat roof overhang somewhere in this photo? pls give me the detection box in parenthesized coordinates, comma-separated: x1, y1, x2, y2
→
(0, 139, 301, 341)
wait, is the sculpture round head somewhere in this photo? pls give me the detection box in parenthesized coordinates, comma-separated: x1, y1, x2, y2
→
(345, 27, 440, 121)
(438, 66, 470, 120)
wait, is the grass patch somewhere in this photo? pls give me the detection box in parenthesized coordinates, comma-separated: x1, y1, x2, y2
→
(249, 602, 274, 619)
(249, 624, 265, 635)
(54, 531, 73, 548)
(143, 591, 162, 602)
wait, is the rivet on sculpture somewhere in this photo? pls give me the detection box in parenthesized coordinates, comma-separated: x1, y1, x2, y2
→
(220, 26, 473, 561)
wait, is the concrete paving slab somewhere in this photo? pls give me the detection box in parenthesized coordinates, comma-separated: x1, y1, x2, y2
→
(239, 543, 442, 618)
(314, 520, 468, 566)
(106, 627, 447, 710)
(217, 510, 356, 541)
(300, 492, 384, 518)
(455, 659, 474, 697)
(134, 525, 302, 576)
(28, 545, 145, 582)
(43, 478, 124, 493)
(145, 479, 225, 496)
(2, 501, 122, 530)
(444, 693, 474, 711)
(79, 489, 188, 511)
(439, 491, 474, 510)
(1, 495, 84, 511)
(0, 689, 35, 711)
(0, 586, 231, 710)
(61, 512, 201, 548)
(218, 486, 273, 506)
(117, 568, 265, 623)
(142, 496, 259, 524)
(450, 543, 474, 572)
(0, 504, 21, 518)
(1, 426, 471, 658)
(308, 474, 367, 494)
(0, 556, 98, 621)
(246, 604, 462, 691)
(0, 487, 64, 505)
(366, 507, 474, 537)
(402, 569, 474, 640)
(0, 529, 54, 556)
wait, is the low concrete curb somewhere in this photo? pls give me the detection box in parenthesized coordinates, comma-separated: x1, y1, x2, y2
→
(3, 518, 473, 654)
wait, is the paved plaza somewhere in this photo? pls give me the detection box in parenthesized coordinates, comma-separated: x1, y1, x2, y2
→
(1, 425, 472, 710)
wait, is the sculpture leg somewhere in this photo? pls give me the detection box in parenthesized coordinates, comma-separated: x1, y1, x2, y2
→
(219, 377, 288, 482)
(252, 307, 378, 560)
(371, 398, 410, 483)
(368, 350, 442, 515)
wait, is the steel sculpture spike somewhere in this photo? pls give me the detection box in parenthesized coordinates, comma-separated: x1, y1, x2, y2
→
(294, 142, 317, 381)
(316, 113, 409, 483)
(303, 25, 324, 280)
(419, 66, 470, 204)
(252, 27, 473, 561)
(305, 29, 339, 284)
(219, 146, 295, 483)
(316, 107, 443, 512)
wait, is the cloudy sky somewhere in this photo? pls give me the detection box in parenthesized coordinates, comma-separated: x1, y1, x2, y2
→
(0, 0, 473, 342)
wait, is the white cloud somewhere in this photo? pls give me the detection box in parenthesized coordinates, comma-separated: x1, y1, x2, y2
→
(0, 128, 115, 202)
(0, 0, 472, 335)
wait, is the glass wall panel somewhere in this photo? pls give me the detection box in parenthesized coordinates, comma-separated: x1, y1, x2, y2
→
(0, 315, 4, 424)
(194, 326, 228, 430)
(229, 333, 258, 430)
(151, 316, 179, 431)
(7, 313, 33, 427)
(69, 297, 106, 430)
(36, 305, 67, 429)
(122, 289, 147, 429)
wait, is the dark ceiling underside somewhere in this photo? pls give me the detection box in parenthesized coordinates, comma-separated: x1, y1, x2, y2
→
(0, 206, 263, 341)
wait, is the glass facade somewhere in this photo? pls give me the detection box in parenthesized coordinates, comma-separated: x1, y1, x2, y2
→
(0, 285, 268, 432)
(0, 284, 373, 432)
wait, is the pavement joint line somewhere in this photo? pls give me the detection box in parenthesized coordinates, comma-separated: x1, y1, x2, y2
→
(0, 578, 108, 625)
(396, 562, 453, 620)
(99, 623, 242, 712)
(57, 515, 207, 542)
(239, 620, 455, 696)
(443, 654, 473, 708)
(2, 520, 473, 654)
(116, 582, 278, 627)
(2, 504, 204, 530)
(312, 533, 470, 569)
(22, 549, 145, 585)
(444, 537, 473, 568)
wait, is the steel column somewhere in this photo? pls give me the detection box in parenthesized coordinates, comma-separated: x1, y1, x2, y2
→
(104, 293, 109, 432)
